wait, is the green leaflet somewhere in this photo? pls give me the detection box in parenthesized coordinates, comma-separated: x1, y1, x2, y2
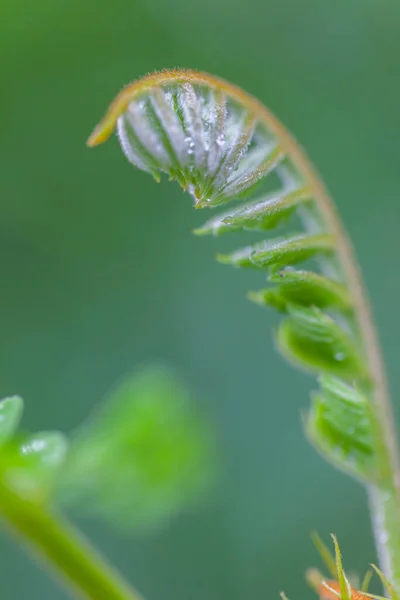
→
(194, 188, 311, 236)
(0, 396, 23, 446)
(277, 305, 368, 381)
(247, 288, 289, 312)
(252, 234, 335, 268)
(369, 565, 400, 600)
(270, 269, 352, 310)
(209, 144, 286, 207)
(306, 376, 376, 479)
(217, 233, 335, 270)
(224, 188, 311, 231)
(331, 534, 352, 600)
(59, 365, 214, 532)
(310, 531, 337, 579)
(248, 269, 352, 312)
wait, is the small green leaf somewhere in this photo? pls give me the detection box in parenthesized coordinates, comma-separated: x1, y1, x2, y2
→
(118, 111, 163, 179)
(251, 234, 335, 269)
(217, 234, 335, 270)
(194, 188, 310, 236)
(223, 187, 310, 231)
(247, 288, 288, 312)
(369, 565, 399, 600)
(277, 305, 368, 381)
(205, 113, 257, 205)
(211, 144, 286, 206)
(216, 239, 269, 268)
(331, 534, 351, 600)
(360, 569, 374, 593)
(0, 396, 23, 445)
(59, 365, 214, 532)
(305, 376, 376, 479)
(248, 270, 352, 313)
(4, 431, 68, 502)
(269, 269, 352, 311)
(193, 204, 241, 236)
(318, 376, 374, 450)
(311, 531, 337, 579)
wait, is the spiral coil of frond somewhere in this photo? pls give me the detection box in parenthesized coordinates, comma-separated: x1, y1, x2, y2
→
(87, 69, 389, 484)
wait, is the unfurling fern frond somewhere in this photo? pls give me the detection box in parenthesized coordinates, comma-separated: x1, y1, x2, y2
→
(88, 69, 400, 587)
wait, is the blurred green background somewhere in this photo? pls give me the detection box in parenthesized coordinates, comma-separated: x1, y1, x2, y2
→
(1, 0, 400, 598)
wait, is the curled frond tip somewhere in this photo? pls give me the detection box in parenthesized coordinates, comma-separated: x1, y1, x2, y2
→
(88, 68, 381, 484)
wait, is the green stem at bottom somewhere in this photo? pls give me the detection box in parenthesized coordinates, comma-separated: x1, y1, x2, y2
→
(369, 483, 400, 593)
(0, 479, 142, 600)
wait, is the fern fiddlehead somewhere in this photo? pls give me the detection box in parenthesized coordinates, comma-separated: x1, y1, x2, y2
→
(88, 69, 400, 590)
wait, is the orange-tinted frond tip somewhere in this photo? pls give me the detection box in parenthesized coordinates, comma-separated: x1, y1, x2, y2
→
(87, 123, 113, 147)
(85, 67, 285, 150)
(319, 580, 377, 600)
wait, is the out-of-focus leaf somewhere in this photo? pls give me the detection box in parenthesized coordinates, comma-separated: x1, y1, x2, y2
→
(1, 431, 68, 502)
(59, 365, 215, 532)
(0, 396, 23, 446)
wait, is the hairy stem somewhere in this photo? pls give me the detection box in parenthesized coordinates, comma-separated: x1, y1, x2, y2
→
(264, 108, 400, 589)
(0, 477, 141, 600)
(165, 72, 400, 581)
(248, 90, 400, 587)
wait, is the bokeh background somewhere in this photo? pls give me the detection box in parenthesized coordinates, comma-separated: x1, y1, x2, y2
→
(1, 0, 400, 598)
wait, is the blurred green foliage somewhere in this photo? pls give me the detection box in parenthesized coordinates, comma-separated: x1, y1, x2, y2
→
(1, 0, 400, 599)
(0, 366, 213, 534)
(2, 429, 68, 503)
(60, 365, 214, 531)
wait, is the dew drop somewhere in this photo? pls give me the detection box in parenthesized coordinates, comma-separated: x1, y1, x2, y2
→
(165, 91, 173, 105)
(21, 439, 46, 455)
(334, 352, 345, 361)
(379, 531, 389, 544)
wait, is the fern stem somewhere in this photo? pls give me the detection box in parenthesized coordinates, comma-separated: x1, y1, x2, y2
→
(243, 86, 400, 588)
(0, 477, 141, 600)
